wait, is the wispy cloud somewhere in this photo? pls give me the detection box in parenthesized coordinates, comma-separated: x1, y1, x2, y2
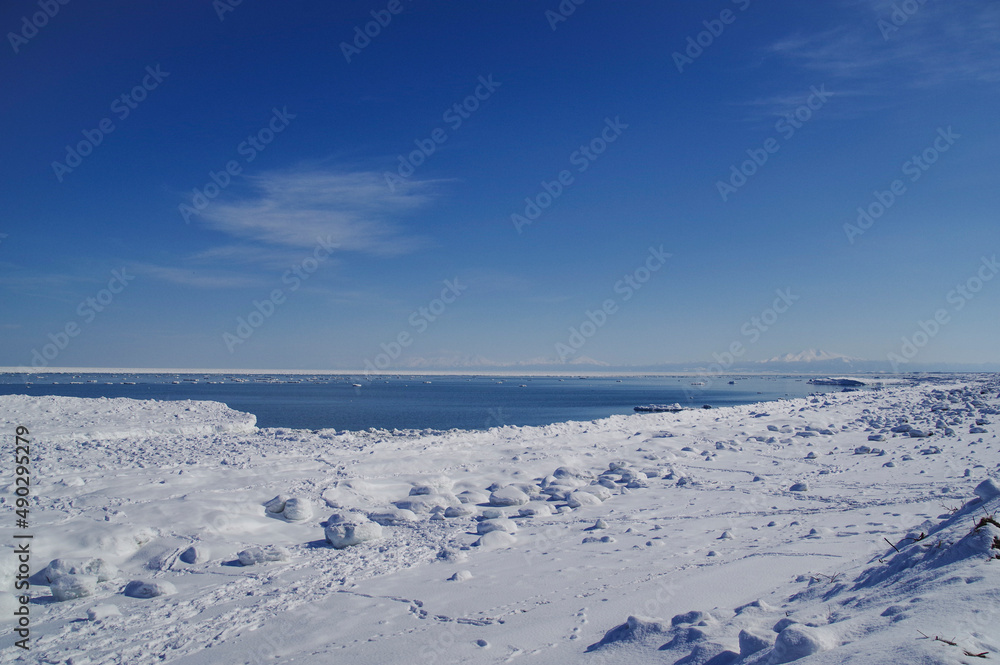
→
(734, 86, 868, 123)
(130, 263, 270, 289)
(193, 169, 436, 256)
(142, 168, 439, 291)
(186, 244, 327, 271)
(770, 1, 1000, 87)
(0, 263, 97, 300)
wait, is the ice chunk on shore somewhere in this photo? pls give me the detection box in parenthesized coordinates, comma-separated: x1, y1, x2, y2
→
(325, 514, 383, 549)
(263, 495, 288, 513)
(237, 545, 290, 565)
(123, 580, 176, 599)
(489, 485, 529, 506)
(553, 466, 594, 481)
(769, 624, 834, 665)
(587, 615, 670, 650)
(474, 530, 516, 549)
(770, 625, 834, 663)
(671, 610, 712, 626)
(457, 490, 488, 504)
(179, 545, 210, 564)
(518, 503, 553, 517)
(50, 574, 98, 602)
(409, 476, 454, 495)
(567, 491, 603, 508)
(579, 484, 613, 501)
(477, 518, 517, 535)
(43, 558, 117, 583)
(369, 508, 418, 525)
(282, 497, 313, 521)
(394, 493, 459, 514)
(739, 628, 773, 656)
(975, 478, 1000, 501)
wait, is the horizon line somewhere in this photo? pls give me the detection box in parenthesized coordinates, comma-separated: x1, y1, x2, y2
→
(1, 366, 996, 377)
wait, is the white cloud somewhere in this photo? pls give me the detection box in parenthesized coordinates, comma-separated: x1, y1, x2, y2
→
(770, 2, 1000, 87)
(194, 169, 435, 256)
(145, 169, 439, 291)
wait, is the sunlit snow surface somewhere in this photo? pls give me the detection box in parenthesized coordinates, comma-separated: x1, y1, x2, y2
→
(1, 376, 998, 664)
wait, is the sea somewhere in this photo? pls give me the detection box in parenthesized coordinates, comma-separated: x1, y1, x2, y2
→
(0, 372, 872, 432)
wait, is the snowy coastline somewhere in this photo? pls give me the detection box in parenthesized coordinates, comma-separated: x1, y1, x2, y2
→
(1, 376, 998, 664)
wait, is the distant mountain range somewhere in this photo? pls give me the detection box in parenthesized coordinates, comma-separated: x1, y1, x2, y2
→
(761, 349, 862, 364)
(747, 349, 876, 372)
(395, 354, 609, 369)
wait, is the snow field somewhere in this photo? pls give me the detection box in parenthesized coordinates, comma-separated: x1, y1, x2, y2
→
(0, 376, 997, 664)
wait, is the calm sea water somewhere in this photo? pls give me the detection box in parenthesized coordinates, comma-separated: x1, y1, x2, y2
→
(0, 373, 860, 432)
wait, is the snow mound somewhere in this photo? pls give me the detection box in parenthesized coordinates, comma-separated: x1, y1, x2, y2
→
(179, 545, 210, 564)
(489, 485, 529, 506)
(975, 478, 1000, 501)
(237, 545, 290, 566)
(0, 394, 256, 442)
(42, 558, 117, 583)
(591, 480, 1000, 665)
(281, 497, 313, 521)
(553, 466, 594, 481)
(263, 495, 289, 513)
(408, 476, 454, 495)
(123, 580, 176, 599)
(474, 531, 516, 550)
(586, 615, 670, 651)
(87, 604, 122, 621)
(393, 493, 459, 514)
(738, 628, 773, 657)
(457, 489, 489, 504)
(325, 514, 383, 549)
(368, 508, 418, 525)
(50, 574, 98, 602)
(518, 503, 552, 517)
(476, 518, 517, 535)
(567, 491, 603, 508)
(767, 625, 835, 663)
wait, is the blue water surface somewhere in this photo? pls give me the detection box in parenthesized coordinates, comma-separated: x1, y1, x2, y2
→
(0, 373, 860, 432)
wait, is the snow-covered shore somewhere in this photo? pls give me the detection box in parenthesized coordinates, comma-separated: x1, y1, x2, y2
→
(1, 376, 998, 664)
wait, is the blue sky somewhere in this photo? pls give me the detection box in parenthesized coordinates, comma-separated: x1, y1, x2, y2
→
(1, 0, 998, 370)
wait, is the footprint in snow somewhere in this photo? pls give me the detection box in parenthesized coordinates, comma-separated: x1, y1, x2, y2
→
(568, 607, 589, 640)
